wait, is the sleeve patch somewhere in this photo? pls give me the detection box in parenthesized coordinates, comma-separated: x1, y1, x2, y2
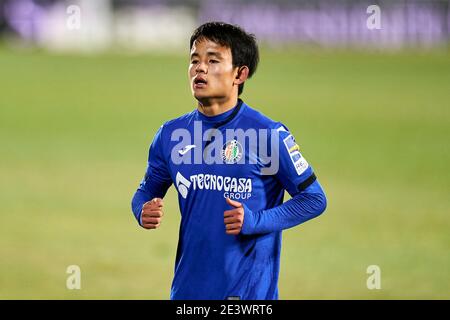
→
(283, 134, 309, 175)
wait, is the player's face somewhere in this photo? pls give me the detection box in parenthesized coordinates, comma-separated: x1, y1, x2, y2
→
(189, 39, 239, 104)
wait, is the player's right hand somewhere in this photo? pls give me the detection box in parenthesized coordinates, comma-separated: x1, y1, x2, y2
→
(141, 198, 164, 230)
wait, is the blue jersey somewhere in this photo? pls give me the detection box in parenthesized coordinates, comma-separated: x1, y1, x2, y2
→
(132, 100, 327, 300)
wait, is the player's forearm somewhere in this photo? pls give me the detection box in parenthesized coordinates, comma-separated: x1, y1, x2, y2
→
(242, 180, 327, 235)
(131, 173, 172, 227)
(131, 189, 151, 226)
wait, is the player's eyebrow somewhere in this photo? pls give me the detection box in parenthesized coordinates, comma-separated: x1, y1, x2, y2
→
(190, 51, 223, 59)
(206, 51, 223, 59)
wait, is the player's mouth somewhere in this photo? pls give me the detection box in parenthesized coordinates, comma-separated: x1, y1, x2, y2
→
(193, 77, 208, 89)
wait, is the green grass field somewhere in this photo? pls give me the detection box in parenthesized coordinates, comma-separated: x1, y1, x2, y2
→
(0, 46, 449, 299)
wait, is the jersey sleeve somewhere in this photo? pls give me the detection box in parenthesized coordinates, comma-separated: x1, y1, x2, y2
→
(131, 125, 173, 226)
(273, 123, 315, 197)
(240, 123, 327, 235)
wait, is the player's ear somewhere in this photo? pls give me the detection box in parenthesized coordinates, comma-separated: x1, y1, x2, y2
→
(234, 66, 249, 85)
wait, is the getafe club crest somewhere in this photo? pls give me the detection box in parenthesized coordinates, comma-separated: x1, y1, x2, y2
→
(222, 139, 243, 164)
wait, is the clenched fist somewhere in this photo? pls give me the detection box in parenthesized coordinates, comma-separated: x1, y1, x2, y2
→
(141, 198, 164, 230)
(224, 197, 245, 235)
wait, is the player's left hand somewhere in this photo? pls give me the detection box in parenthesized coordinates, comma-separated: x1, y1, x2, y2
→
(224, 197, 245, 235)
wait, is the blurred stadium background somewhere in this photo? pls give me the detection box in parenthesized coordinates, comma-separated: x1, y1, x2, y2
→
(0, 0, 449, 299)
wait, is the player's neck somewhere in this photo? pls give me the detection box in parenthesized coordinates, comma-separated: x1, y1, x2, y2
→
(197, 97, 238, 117)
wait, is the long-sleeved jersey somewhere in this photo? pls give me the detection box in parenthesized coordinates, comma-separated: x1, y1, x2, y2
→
(131, 99, 327, 300)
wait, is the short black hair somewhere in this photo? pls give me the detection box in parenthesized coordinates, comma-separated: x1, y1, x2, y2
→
(190, 22, 259, 96)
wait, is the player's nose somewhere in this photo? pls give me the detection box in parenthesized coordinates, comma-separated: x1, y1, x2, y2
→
(195, 61, 207, 74)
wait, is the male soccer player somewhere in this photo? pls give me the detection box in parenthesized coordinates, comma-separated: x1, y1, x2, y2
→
(131, 22, 327, 300)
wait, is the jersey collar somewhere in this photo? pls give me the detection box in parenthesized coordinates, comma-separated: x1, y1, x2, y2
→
(195, 99, 244, 128)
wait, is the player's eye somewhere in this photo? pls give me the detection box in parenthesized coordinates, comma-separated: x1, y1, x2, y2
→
(191, 60, 199, 64)
(209, 59, 219, 64)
